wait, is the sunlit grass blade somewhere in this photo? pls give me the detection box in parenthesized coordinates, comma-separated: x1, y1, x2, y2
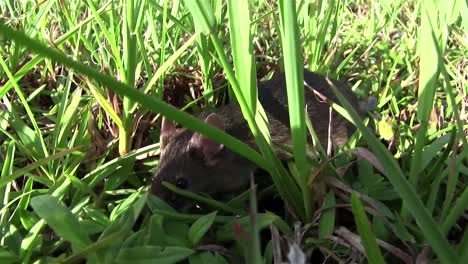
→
(278, 0, 309, 220)
(89, 82, 124, 129)
(119, 0, 140, 156)
(182, 0, 216, 35)
(303, 0, 342, 72)
(209, 38, 306, 218)
(228, 0, 256, 109)
(139, 32, 200, 96)
(407, 0, 442, 191)
(8, 0, 54, 69)
(20, 219, 45, 261)
(85, 0, 125, 79)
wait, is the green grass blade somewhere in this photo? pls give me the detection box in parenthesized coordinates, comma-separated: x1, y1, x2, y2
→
(407, 0, 442, 190)
(442, 166, 468, 234)
(278, 0, 309, 220)
(182, 0, 215, 35)
(351, 193, 385, 264)
(318, 191, 336, 239)
(0, 141, 15, 234)
(89, 82, 124, 129)
(20, 219, 45, 260)
(228, 0, 257, 109)
(188, 211, 217, 246)
(161, 182, 241, 215)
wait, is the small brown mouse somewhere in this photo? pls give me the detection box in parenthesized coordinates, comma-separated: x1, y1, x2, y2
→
(151, 69, 370, 209)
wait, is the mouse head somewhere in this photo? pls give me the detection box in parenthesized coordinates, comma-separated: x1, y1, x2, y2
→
(151, 113, 253, 209)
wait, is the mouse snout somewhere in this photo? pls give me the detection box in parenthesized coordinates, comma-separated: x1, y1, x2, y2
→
(150, 177, 186, 209)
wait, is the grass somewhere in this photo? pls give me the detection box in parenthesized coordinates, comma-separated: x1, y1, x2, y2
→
(0, 0, 467, 263)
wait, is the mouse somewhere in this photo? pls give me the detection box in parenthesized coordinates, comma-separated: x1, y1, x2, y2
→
(151, 69, 371, 209)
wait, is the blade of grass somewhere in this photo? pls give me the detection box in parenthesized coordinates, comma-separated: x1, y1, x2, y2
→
(188, 211, 217, 246)
(228, 0, 257, 110)
(210, 34, 305, 218)
(278, 0, 309, 220)
(0, 141, 15, 236)
(226, 4, 263, 260)
(351, 193, 385, 264)
(88, 80, 124, 130)
(406, 0, 442, 192)
(161, 182, 241, 215)
(119, 0, 139, 155)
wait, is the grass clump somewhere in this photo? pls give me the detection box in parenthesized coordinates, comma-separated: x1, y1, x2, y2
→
(0, 0, 467, 263)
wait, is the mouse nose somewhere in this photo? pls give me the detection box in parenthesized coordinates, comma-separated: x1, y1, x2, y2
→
(150, 178, 180, 207)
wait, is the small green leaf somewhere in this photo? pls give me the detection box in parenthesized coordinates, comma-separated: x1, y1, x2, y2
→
(116, 246, 195, 264)
(2, 224, 22, 256)
(110, 190, 145, 221)
(189, 251, 228, 264)
(146, 193, 176, 213)
(377, 117, 396, 141)
(0, 248, 18, 264)
(95, 209, 135, 263)
(165, 220, 191, 247)
(319, 192, 336, 239)
(144, 214, 167, 247)
(188, 211, 217, 246)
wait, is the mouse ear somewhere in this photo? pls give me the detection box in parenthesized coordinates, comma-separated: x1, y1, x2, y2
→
(189, 113, 225, 165)
(160, 116, 177, 150)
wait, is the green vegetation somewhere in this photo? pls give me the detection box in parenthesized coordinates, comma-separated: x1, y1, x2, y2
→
(0, 0, 467, 263)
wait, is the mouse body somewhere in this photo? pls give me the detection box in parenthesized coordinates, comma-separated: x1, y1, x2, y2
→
(151, 69, 365, 208)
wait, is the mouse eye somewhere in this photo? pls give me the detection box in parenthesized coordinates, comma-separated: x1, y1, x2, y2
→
(175, 178, 188, 189)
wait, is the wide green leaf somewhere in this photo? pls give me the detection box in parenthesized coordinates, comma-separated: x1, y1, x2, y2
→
(30, 195, 90, 250)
